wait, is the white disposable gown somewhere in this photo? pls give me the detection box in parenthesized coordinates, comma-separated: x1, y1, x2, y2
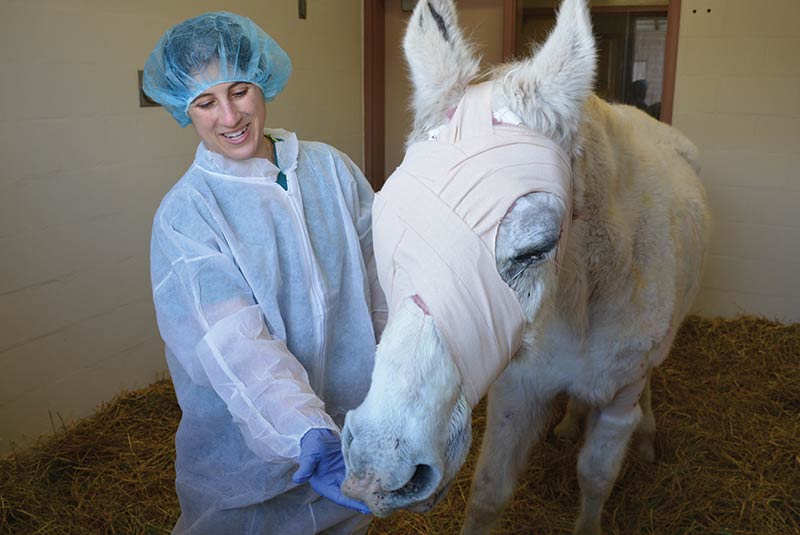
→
(150, 129, 386, 534)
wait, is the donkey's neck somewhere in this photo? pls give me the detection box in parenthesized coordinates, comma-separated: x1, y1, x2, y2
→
(553, 95, 645, 335)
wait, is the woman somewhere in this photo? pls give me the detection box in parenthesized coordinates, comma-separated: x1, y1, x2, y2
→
(144, 12, 385, 535)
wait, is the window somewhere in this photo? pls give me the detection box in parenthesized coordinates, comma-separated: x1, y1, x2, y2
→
(516, 4, 672, 121)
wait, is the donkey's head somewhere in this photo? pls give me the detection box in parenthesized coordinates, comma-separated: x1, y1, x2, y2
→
(341, 0, 595, 516)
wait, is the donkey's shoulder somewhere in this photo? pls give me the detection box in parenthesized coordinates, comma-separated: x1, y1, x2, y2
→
(604, 97, 701, 174)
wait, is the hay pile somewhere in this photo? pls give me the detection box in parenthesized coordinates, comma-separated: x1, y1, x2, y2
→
(0, 383, 180, 534)
(1, 316, 798, 535)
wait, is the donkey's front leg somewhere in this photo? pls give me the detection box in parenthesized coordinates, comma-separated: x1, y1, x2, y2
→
(574, 390, 643, 535)
(461, 359, 555, 535)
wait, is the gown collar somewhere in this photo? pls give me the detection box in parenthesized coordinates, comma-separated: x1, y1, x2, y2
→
(194, 128, 299, 180)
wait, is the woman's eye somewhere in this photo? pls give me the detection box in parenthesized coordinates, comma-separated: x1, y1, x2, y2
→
(232, 88, 248, 98)
(196, 101, 214, 110)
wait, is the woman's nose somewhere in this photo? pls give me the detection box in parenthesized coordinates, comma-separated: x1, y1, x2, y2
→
(219, 100, 241, 126)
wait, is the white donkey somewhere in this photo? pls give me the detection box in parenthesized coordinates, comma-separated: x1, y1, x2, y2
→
(342, 0, 710, 533)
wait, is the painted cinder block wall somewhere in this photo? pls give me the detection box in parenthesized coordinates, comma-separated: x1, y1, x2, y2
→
(672, 0, 800, 322)
(0, 0, 364, 456)
(1, 0, 798, 457)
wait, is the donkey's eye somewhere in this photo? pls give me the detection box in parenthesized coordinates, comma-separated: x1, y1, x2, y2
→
(512, 237, 558, 266)
(512, 250, 546, 265)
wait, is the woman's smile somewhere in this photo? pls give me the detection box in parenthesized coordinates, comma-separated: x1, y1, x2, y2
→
(220, 124, 250, 143)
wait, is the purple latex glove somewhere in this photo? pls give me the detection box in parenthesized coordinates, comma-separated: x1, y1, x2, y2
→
(292, 428, 371, 514)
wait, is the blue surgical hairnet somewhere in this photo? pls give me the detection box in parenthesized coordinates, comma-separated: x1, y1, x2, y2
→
(143, 12, 292, 127)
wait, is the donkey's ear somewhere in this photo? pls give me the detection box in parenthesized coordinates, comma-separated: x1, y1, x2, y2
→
(403, 0, 480, 143)
(500, 0, 596, 149)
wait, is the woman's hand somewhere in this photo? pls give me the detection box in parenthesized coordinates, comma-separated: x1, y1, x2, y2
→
(292, 428, 372, 514)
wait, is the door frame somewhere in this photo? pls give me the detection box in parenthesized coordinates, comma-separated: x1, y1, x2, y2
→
(362, 1, 681, 189)
(363, 0, 386, 190)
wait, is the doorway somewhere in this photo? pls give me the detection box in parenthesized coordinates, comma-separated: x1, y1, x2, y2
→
(363, 1, 681, 190)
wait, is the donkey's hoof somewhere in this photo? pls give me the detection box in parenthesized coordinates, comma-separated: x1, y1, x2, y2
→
(554, 418, 581, 441)
(634, 434, 656, 463)
(573, 516, 601, 535)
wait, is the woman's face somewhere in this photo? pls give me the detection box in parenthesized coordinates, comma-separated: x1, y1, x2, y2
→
(187, 82, 269, 161)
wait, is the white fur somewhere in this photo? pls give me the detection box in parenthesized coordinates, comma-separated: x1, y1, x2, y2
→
(403, 0, 481, 145)
(497, 0, 596, 155)
(341, 298, 471, 517)
(342, 1, 711, 534)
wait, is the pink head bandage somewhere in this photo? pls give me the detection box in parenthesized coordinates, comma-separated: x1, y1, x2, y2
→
(373, 81, 572, 407)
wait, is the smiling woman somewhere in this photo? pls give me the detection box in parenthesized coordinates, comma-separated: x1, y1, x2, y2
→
(187, 82, 271, 161)
(140, 10, 387, 535)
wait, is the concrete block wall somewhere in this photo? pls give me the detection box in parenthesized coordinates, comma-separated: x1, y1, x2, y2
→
(673, 0, 800, 322)
(0, 0, 364, 456)
(3, 0, 798, 458)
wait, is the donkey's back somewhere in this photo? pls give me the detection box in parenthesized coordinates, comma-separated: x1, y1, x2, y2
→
(506, 94, 710, 535)
(557, 94, 709, 367)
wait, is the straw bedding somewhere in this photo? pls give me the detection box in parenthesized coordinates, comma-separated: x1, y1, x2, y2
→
(1, 316, 798, 535)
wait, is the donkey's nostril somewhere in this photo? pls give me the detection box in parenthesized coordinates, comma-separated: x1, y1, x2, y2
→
(392, 463, 438, 499)
(342, 425, 354, 451)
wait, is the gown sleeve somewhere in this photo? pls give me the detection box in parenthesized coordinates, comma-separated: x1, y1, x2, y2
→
(335, 151, 388, 340)
(150, 191, 337, 462)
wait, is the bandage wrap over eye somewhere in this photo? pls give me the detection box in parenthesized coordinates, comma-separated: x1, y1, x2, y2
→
(372, 82, 572, 407)
(143, 11, 291, 127)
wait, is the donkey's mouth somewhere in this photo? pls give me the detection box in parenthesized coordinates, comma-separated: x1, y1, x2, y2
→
(404, 482, 451, 513)
(342, 462, 444, 517)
